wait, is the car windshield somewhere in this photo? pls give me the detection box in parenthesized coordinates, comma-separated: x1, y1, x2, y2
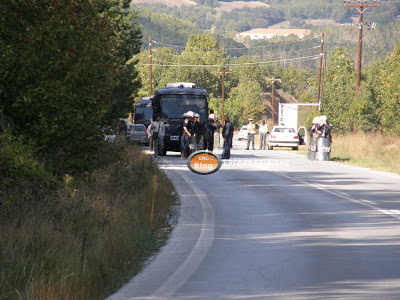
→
(160, 94, 207, 121)
(241, 126, 247, 130)
(274, 128, 295, 133)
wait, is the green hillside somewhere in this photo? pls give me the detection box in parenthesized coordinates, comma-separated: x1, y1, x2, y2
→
(132, 1, 400, 67)
(135, 7, 248, 57)
(132, 0, 400, 32)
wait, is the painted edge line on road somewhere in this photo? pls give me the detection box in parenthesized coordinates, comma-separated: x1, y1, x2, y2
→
(152, 159, 215, 298)
(260, 166, 400, 222)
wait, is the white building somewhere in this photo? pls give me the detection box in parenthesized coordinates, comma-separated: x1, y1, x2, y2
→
(238, 28, 311, 40)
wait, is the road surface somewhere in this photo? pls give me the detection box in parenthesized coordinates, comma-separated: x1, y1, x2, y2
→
(107, 139, 400, 299)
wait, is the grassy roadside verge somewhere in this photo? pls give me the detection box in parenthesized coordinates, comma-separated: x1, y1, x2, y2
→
(293, 133, 400, 175)
(0, 139, 177, 300)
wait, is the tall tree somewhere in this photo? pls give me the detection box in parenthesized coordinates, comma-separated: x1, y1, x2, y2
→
(322, 47, 356, 133)
(374, 45, 400, 134)
(0, 0, 141, 173)
(179, 33, 228, 98)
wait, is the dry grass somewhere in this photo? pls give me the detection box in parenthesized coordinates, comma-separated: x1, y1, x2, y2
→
(131, 0, 197, 7)
(293, 133, 400, 175)
(330, 133, 400, 174)
(215, 1, 270, 12)
(0, 140, 177, 300)
(305, 19, 342, 27)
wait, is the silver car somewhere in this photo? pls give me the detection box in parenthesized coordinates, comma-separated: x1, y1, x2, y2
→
(130, 124, 150, 145)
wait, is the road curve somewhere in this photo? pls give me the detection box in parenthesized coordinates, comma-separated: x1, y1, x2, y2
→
(107, 143, 400, 300)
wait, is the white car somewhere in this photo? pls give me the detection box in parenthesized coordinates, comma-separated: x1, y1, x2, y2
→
(237, 125, 248, 141)
(268, 126, 299, 150)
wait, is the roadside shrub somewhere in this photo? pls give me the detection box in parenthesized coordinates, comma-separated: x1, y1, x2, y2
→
(0, 132, 54, 220)
(0, 139, 177, 300)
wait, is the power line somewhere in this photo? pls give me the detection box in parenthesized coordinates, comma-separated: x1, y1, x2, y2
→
(152, 35, 321, 51)
(152, 45, 320, 60)
(137, 55, 320, 68)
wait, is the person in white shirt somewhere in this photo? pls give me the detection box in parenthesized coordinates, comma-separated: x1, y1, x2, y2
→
(259, 119, 268, 150)
(151, 115, 165, 157)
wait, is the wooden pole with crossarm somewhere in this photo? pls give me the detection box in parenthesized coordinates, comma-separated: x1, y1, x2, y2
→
(266, 78, 281, 126)
(216, 68, 232, 125)
(343, 0, 380, 97)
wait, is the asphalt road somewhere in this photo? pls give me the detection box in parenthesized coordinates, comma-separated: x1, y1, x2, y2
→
(107, 138, 400, 300)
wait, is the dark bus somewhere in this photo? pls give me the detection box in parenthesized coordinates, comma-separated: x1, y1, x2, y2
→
(152, 83, 208, 155)
(134, 97, 153, 128)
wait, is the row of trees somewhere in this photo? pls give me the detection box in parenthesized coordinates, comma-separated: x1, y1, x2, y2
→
(323, 45, 400, 135)
(0, 0, 142, 176)
(136, 33, 316, 127)
(136, 31, 400, 136)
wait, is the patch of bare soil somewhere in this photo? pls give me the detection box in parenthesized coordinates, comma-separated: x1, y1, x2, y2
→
(131, 0, 197, 7)
(305, 19, 343, 27)
(215, 1, 270, 12)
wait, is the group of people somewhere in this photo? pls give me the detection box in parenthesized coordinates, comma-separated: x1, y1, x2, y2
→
(308, 115, 332, 142)
(148, 112, 277, 160)
(307, 115, 333, 161)
(245, 119, 269, 150)
(179, 111, 234, 159)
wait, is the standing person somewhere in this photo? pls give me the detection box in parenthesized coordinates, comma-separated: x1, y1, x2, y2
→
(245, 118, 256, 150)
(151, 115, 165, 157)
(259, 120, 268, 150)
(222, 115, 234, 159)
(181, 111, 194, 159)
(179, 114, 186, 159)
(204, 114, 216, 151)
(118, 119, 127, 135)
(147, 121, 153, 151)
(213, 116, 222, 151)
(193, 113, 204, 151)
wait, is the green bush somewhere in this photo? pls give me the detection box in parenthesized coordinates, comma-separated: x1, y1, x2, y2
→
(0, 132, 54, 210)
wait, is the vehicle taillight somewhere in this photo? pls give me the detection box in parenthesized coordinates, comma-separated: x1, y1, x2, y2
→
(293, 136, 298, 140)
(144, 128, 148, 135)
(271, 135, 276, 138)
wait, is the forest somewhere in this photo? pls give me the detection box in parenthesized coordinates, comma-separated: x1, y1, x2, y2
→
(132, 1, 400, 134)
(1, 1, 400, 297)
(135, 0, 400, 32)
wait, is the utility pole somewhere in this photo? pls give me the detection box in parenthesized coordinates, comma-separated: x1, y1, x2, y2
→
(216, 68, 232, 124)
(317, 32, 324, 104)
(149, 38, 153, 97)
(266, 78, 281, 126)
(321, 51, 327, 111)
(343, 0, 379, 96)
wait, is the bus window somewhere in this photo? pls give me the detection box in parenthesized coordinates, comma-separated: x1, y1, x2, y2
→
(159, 95, 207, 121)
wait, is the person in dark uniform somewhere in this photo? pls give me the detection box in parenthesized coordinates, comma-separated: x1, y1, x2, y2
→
(193, 113, 204, 151)
(316, 116, 333, 143)
(222, 115, 234, 159)
(181, 111, 194, 158)
(204, 114, 216, 151)
(179, 114, 186, 159)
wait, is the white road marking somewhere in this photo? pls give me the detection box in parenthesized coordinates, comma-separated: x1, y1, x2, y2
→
(254, 164, 400, 222)
(153, 159, 215, 298)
